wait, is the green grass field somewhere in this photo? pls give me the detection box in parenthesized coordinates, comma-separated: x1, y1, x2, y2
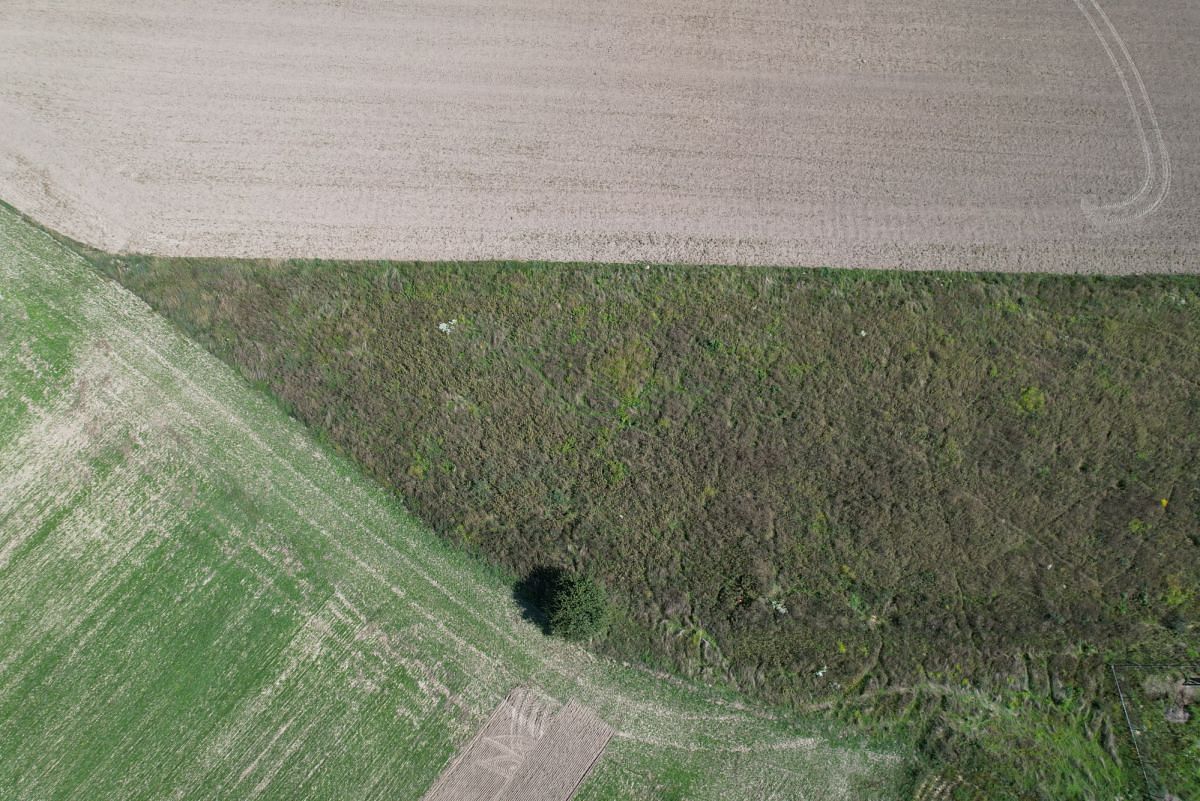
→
(0, 204, 906, 799)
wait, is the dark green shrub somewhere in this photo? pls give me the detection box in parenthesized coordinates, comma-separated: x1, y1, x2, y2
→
(548, 573, 609, 642)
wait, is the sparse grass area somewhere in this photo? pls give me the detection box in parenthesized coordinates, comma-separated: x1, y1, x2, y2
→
(76, 240, 1200, 798)
(0, 204, 904, 800)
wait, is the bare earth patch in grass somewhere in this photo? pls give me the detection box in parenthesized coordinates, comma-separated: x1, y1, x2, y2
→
(423, 687, 612, 801)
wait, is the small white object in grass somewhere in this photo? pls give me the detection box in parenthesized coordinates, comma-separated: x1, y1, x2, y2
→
(859, 329, 867, 337)
(437, 318, 458, 334)
(815, 665, 827, 677)
(771, 599, 788, 615)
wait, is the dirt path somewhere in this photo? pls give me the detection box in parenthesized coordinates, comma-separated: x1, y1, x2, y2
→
(0, 0, 1196, 273)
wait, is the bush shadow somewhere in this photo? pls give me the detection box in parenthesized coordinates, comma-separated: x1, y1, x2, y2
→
(512, 565, 566, 635)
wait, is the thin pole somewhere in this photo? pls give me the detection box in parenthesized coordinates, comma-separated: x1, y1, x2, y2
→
(1110, 664, 1154, 800)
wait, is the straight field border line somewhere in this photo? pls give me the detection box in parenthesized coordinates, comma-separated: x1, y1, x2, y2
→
(1110, 662, 1200, 801)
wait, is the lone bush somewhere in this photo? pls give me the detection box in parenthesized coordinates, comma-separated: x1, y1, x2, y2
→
(547, 573, 609, 642)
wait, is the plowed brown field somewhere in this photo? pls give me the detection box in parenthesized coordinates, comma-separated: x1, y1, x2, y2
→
(1, 0, 1197, 272)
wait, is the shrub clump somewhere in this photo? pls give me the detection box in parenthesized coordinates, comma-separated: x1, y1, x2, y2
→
(547, 573, 610, 642)
(1018, 385, 1047, 415)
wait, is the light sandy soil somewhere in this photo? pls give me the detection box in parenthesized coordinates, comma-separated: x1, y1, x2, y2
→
(1, 0, 1197, 273)
(422, 688, 612, 801)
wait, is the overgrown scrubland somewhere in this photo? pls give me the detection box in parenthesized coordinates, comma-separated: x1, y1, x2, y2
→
(85, 249, 1200, 797)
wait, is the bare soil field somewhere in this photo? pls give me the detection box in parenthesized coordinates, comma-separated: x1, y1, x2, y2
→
(422, 688, 612, 801)
(1, 0, 1197, 273)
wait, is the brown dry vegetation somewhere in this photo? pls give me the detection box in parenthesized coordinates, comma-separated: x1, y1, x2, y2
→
(73, 244, 1200, 797)
(89, 255, 1200, 709)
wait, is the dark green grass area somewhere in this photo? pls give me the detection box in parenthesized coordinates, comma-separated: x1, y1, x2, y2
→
(85, 249, 1200, 797)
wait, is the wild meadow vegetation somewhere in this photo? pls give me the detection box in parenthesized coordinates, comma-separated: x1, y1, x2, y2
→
(81, 246, 1200, 798)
